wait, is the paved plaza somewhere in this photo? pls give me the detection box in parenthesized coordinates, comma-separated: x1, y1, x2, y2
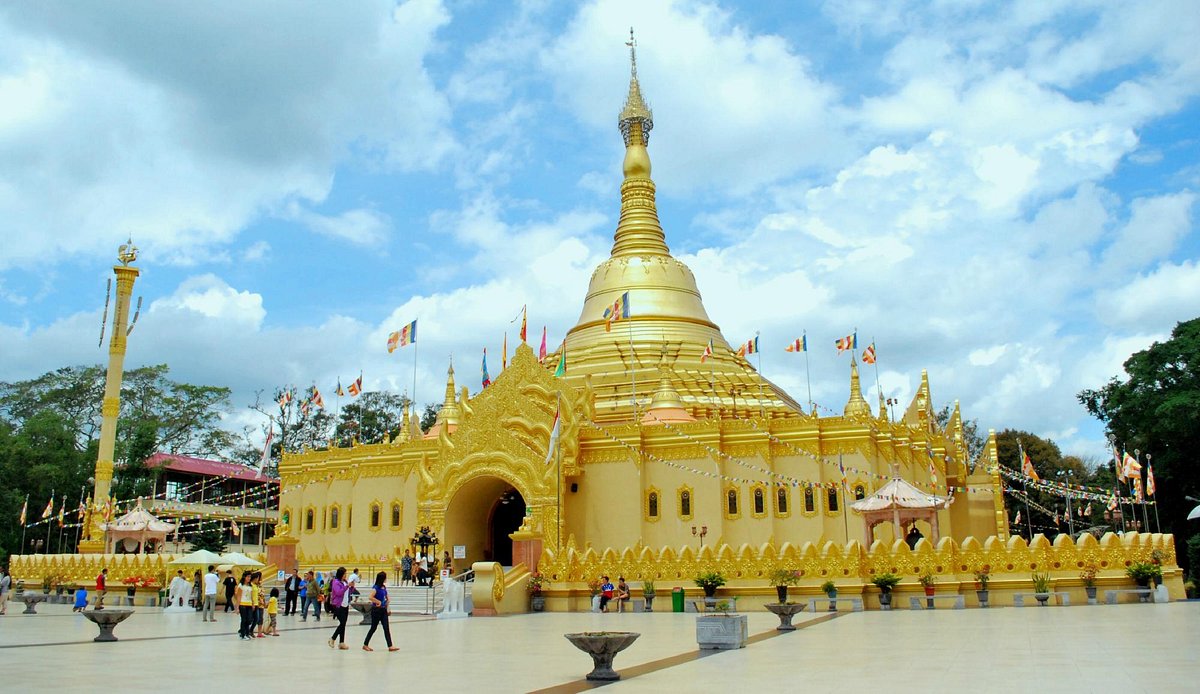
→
(1, 600, 1196, 692)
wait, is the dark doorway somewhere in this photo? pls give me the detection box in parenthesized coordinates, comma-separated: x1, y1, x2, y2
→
(489, 488, 525, 566)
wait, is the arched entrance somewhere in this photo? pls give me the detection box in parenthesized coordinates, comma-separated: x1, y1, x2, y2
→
(444, 476, 527, 570)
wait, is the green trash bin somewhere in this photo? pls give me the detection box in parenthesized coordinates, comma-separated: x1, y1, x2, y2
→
(672, 587, 685, 613)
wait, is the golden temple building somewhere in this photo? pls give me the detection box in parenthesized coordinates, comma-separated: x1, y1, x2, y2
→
(274, 44, 1010, 589)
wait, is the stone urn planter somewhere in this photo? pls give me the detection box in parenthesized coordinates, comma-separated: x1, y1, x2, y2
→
(764, 602, 805, 631)
(1034, 592, 1051, 606)
(976, 590, 989, 608)
(84, 608, 134, 642)
(878, 589, 892, 610)
(643, 593, 655, 612)
(564, 631, 640, 681)
(775, 585, 789, 603)
(696, 613, 748, 649)
(530, 594, 546, 612)
(351, 600, 373, 625)
(1085, 586, 1098, 605)
(20, 594, 48, 614)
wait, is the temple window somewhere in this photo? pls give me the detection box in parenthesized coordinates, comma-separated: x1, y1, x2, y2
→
(648, 491, 659, 518)
(776, 487, 789, 515)
(305, 509, 314, 531)
(804, 488, 815, 514)
(330, 506, 340, 530)
(752, 486, 766, 517)
(347, 505, 352, 529)
(854, 484, 866, 501)
(826, 488, 839, 513)
(391, 503, 402, 528)
(370, 504, 381, 528)
(726, 489, 738, 516)
(679, 488, 693, 520)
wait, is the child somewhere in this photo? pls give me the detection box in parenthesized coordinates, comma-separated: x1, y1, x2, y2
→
(73, 585, 88, 612)
(267, 588, 280, 636)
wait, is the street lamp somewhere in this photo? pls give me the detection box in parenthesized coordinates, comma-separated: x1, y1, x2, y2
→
(691, 525, 707, 548)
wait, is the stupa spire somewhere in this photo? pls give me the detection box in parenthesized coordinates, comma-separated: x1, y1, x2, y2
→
(612, 28, 669, 258)
(398, 399, 412, 443)
(437, 358, 461, 426)
(844, 357, 871, 419)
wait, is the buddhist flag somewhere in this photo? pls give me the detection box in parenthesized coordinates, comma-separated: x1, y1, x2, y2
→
(387, 331, 400, 353)
(57, 503, 65, 527)
(398, 320, 417, 348)
(785, 336, 806, 353)
(602, 291, 630, 332)
(700, 339, 714, 363)
(1146, 466, 1156, 497)
(1084, 502, 1092, 517)
(311, 387, 324, 409)
(1120, 452, 1141, 481)
(41, 494, 54, 520)
(835, 332, 857, 354)
(1021, 449, 1040, 482)
(348, 374, 363, 397)
(336, 380, 345, 397)
(553, 344, 566, 377)
(18, 496, 27, 525)
(502, 332, 508, 370)
(231, 520, 240, 537)
(520, 306, 527, 343)
(1014, 510, 1021, 526)
(1133, 476, 1144, 503)
(278, 390, 292, 409)
(1106, 493, 1118, 512)
(481, 348, 492, 387)
(260, 423, 274, 467)
(538, 327, 548, 363)
(543, 402, 561, 466)
(736, 335, 759, 358)
(862, 343, 877, 364)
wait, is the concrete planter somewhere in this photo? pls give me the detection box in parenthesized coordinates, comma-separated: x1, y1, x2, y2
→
(696, 613, 748, 650)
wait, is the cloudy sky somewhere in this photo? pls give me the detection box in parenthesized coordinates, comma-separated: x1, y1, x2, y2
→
(1, 0, 1196, 461)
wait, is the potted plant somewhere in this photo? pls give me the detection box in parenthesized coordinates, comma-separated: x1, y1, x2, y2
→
(527, 572, 545, 612)
(587, 577, 602, 613)
(695, 571, 726, 600)
(1031, 572, 1052, 606)
(767, 567, 800, 604)
(1150, 550, 1166, 587)
(1080, 563, 1098, 604)
(871, 573, 902, 610)
(641, 579, 656, 612)
(41, 574, 52, 594)
(918, 573, 936, 596)
(820, 580, 838, 611)
(1125, 562, 1161, 589)
(973, 567, 990, 608)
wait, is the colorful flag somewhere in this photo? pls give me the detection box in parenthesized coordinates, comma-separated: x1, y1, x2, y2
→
(336, 380, 345, 397)
(700, 339, 714, 363)
(348, 374, 363, 397)
(57, 503, 65, 527)
(1120, 452, 1141, 481)
(502, 332, 508, 370)
(1020, 444, 1040, 482)
(387, 331, 400, 353)
(1132, 476, 1144, 503)
(862, 343, 877, 364)
(1014, 510, 1021, 526)
(311, 387, 324, 409)
(1146, 466, 1156, 497)
(1053, 513, 1060, 526)
(481, 348, 491, 387)
(602, 291, 630, 332)
(1084, 502, 1092, 517)
(398, 320, 417, 348)
(41, 494, 54, 520)
(300, 398, 311, 416)
(1106, 493, 1118, 512)
(278, 390, 292, 409)
(539, 327, 548, 363)
(231, 520, 240, 537)
(785, 336, 806, 352)
(835, 332, 857, 353)
(520, 306, 527, 343)
(18, 497, 27, 525)
(543, 401, 561, 466)
(260, 423, 274, 467)
(553, 345, 566, 377)
(736, 335, 759, 358)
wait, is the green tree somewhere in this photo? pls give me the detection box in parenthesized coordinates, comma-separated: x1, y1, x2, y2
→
(334, 391, 410, 446)
(420, 403, 441, 432)
(187, 524, 228, 553)
(935, 404, 986, 463)
(1079, 317, 1200, 573)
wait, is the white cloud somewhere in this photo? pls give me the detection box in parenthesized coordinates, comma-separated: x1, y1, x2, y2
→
(1097, 261, 1200, 329)
(282, 204, 391, 247)
(1100, 191, 1196, 274)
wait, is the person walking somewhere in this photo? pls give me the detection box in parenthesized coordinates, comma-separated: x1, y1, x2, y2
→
(222, 570, 237, 612)
(202, 565, 219, 622)
(400, 550, 413, 586)
(0, 567, 10, 615)
(192, 569, 202, 611)
(327, 567, 350, 650)
(94, 568, 108, 610)
(362, 571, 399, 652)
(266, 588, 280, 636)
(284, 569, 300, 616)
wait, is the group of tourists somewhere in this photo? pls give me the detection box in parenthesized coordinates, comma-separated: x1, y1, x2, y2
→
(597, 575, 631, 612)
(233, 568, 278, 640)
(397, 550, 451, 587)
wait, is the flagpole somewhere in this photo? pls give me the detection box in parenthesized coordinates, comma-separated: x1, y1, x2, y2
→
(412, 329, 419, 423)
(870, 335, 882, 405)
(839, 453, 849, 545)
(803, 331, 813, 413)
(756, 332, 765, 418)
(1136, 450, 1150, 533)
(1148, 454, 1160, 532)
(1018, 441, 1032, 540)
(73, 488, 85, 552)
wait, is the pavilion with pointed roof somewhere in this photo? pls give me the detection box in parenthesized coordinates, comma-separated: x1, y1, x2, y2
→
(275, 34, 1007, 590)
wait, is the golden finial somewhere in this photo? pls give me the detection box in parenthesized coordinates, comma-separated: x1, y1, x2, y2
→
(619, 27, 652, 146)
(844, 356, 871, 419)
(117, 237, 139, 265)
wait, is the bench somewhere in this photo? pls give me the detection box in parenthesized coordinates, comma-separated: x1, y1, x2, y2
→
(908, 594, 965, 610)
(1012, 592, 1070, 607)
(690, 597, 740, 613)
(1104, 588, 1153, 605)
(806, 597, 863, 613)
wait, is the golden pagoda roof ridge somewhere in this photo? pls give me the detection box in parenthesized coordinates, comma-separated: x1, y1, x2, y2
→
(844, 356, 871, 419)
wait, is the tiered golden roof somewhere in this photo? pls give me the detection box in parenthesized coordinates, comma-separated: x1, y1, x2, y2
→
(554, 34, 805, 423)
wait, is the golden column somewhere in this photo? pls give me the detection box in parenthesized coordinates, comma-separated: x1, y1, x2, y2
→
(78, 241, 140, 554)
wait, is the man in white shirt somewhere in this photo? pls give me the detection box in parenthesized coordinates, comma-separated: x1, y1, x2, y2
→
(348, 568, 360, 598)
(202, 565, 219, 622)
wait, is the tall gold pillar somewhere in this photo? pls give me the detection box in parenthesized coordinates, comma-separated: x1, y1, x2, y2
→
(78, 242, 140, 554)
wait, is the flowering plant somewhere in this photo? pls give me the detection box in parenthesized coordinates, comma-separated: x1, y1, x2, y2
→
(586, 577, 602, 597)
(526, 573, 545, 595)
(1079, 564, 1098, 587)
(122, 575, 159, 589)
(973, 567, 990, 590)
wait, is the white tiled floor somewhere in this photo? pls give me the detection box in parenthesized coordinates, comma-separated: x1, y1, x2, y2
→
(1, 600, 1196, 692)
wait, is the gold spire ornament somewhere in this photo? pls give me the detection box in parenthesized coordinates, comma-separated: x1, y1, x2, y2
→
(844, 357, 871, 419)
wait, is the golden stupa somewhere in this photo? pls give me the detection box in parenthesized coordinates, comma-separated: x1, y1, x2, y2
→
(272, 36, 1014, 606)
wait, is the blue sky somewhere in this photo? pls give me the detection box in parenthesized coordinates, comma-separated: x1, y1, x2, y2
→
(1, 0, 1197, 461)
